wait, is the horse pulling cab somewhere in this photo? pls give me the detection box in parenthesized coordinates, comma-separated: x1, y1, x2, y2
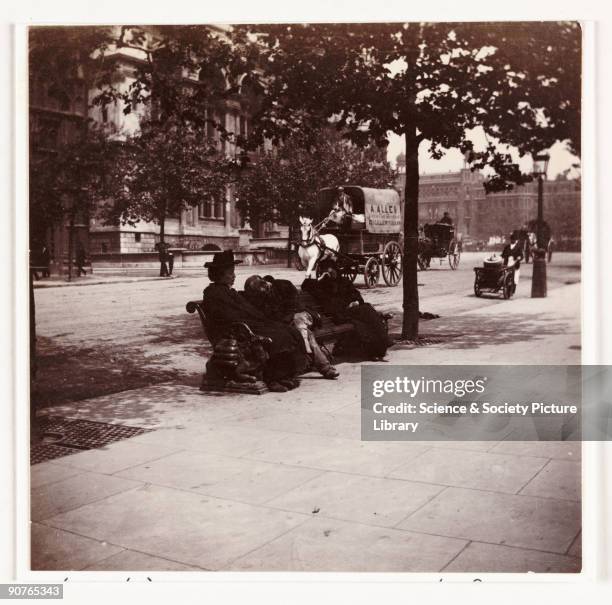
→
(300, 186, 403, 288)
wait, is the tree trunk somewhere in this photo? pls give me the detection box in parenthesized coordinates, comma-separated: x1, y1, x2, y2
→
(30, 267, 40, 443)
(67, 212, 75, 282)
(287, 225, 293, 268)
(401, 129, 420, 340)
(159, 210, 166, 244)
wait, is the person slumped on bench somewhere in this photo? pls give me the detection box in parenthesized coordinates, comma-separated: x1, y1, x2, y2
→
(302, 259, 389, 360)
(242, 275, 339, 380)
(202, 251, 307, 393)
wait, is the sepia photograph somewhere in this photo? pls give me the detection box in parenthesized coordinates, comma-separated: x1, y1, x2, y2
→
(26, 21, 583, 574)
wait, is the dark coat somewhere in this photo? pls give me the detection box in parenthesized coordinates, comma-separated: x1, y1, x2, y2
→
(203, 283, 307, 373)
(301, 276, 387, 359)
(301, 276, 362, 323)
(502, 242, 524, 267)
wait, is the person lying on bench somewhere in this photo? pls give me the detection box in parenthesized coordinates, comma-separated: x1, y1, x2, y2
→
(302, 259, 390, 360)
(243, 275, 339, 380)
(203, 251, 307, 392)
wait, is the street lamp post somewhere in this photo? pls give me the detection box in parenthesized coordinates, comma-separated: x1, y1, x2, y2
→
(531, 153, 550, 298)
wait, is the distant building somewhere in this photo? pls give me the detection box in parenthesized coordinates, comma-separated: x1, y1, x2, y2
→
(29, 53, 90, 275)
(395, 159, 580, 248)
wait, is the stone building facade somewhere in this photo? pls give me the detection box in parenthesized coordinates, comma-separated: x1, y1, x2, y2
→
(395, 160, 581, 248)
(29, 55, 91, 275)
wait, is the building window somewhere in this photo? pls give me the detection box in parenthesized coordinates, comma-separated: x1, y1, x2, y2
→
(199, 198, 224, 220)
(135, 233, 141, 243)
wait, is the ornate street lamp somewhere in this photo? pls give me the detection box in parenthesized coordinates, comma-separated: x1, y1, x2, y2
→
(531, 153, 550, 298)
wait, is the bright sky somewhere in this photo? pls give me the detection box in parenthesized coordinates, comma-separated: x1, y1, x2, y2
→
(386, 131, 580, 179)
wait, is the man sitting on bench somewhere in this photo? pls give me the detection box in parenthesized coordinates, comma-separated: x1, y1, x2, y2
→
(243, 275, 339, 380)
(302, 259, 390, 360)
(203, 251, 308, 393)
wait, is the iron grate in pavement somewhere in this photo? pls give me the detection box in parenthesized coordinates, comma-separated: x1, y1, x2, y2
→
(31, 417, 152, 465)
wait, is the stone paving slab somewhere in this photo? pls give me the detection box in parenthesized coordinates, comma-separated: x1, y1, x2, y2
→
(398, 487, 581, 553)
(266, 471, 443, 528)
(387, 448, 549, 494)
(31, 523, 124, 571)
(222, 408, 363, 440)
(115, 450, 324, 505)
(489, 440, 581, 461)
(37, 384, 247, 429)
(43, 484, 310, 570)
(519, 460, 581, 501)
(31, 472, 143, 522)
(243, 432, 431, 477)
(443, 541, 581, 573)
(128, 424, 293, 457)
(228, 517, 467, 572)
(82, 549, 203, 571)
(51, 440, 183, 475)
(30, 462, 84, 489)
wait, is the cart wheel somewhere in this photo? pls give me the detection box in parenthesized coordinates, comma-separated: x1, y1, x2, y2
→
(502, 273, 514, 299)
(363, 257, 380, 288)
(448, 239, 460, 270)
(474, 281, 482, 297)
(382, 241, 403, 286)
(417, 253, 430, 271)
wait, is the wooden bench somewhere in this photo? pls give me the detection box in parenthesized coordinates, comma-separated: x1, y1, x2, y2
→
(186, 289, 392, 394)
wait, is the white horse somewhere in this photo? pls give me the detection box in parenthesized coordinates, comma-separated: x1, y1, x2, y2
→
(298, 216, 340, 279)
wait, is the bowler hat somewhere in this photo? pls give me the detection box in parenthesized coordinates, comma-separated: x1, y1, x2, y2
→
(204, 250, 243, 268)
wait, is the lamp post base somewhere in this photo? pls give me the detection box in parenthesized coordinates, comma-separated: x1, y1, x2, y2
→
(531, 248, 547, 298)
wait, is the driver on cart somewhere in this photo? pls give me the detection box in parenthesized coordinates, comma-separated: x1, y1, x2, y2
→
(335, 187, 365, 227)
(438, 211, 453, 225)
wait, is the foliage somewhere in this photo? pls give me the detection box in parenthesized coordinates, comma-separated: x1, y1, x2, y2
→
(29, 126, 113, 238)
(101, 116, 234, 239)
(91, 25, 259, 144)
(236, 22, 580, 185)
(235, 129, 396, 226)
(87, 25, 262, 239)
(29, 26, 115, 102)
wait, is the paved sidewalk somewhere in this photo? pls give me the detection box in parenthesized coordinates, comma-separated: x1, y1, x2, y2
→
(31, 284, 582, 573)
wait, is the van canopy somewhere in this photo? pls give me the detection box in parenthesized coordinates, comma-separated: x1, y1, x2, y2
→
(317, 186, 402, 234)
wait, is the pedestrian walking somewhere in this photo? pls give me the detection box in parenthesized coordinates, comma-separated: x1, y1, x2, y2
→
(158, 242, 169, 277)
(40, 245, 51, 277)
(501, 233, 524, 290)
(167, 247, 174, 276)
(75, 241, 87, 276)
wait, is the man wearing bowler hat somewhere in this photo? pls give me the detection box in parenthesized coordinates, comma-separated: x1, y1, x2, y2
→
(203, 250, 307, 392)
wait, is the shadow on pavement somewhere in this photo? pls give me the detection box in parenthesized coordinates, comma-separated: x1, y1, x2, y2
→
(389, 311, 572, 350)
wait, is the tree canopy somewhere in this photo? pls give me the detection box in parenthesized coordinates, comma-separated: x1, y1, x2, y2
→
(235, 129, 396, 227)
(101, 116, 234, 241)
